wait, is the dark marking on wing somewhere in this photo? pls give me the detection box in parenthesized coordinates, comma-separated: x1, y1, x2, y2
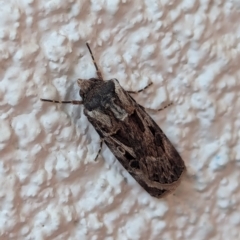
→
(130, 160, 140, 169)
(131, 110, 145, 133)
(112, 129, 132, 147)
(125, 151, 135, 161)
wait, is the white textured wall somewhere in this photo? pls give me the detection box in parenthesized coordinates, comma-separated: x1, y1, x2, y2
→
(1, 0, 240, 239)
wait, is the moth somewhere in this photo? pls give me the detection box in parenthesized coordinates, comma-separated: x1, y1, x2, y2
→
(41, 43, 185, 198)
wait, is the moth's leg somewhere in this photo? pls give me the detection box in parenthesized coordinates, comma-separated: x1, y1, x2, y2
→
(125, 82, 172, 111)
(41, 99, 83, 105)
(144, 102, 173, 112)
(94, 139, 104, 161)
(157, 102, 173, 112)
(126, 82, 153, 94)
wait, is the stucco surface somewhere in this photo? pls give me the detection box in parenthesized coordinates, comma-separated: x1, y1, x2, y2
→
(0, 0, 240, 239)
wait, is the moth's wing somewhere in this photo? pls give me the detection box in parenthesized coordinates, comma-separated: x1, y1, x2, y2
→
(84, 79, 185, 198)
(102, 105, 185, 198)
(137, 104, 186, 184)
(136, 102, 186, 196)
(103, 134, 171, 198)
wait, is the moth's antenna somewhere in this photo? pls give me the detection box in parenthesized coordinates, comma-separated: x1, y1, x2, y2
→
(86, 43, 103, 80)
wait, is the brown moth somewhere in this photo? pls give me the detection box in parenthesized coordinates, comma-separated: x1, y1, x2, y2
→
(41, 43, 185, 198)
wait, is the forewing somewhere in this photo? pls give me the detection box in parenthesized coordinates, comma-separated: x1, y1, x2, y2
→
(84, 79, 185, 198)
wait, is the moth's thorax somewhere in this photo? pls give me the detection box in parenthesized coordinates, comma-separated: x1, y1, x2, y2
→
(78, 78, 115, 109)
(77, 78, 102, 100)
(80, 79, 127, 121)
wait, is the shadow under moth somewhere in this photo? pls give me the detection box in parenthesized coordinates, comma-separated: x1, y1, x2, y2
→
(41, 43, 185, 198)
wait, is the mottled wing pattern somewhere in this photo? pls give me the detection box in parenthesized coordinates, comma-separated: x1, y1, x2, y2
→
(84, 79, 185, 198)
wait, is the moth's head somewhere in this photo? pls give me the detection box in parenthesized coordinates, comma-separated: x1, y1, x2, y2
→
(78, 78, 102, 100)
